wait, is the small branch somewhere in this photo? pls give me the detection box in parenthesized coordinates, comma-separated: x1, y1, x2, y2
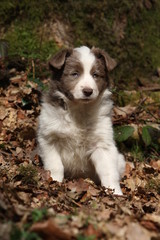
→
(32, 60, 35, 80)
(0, 150, 12, 156)
(139, 86, 160, 92)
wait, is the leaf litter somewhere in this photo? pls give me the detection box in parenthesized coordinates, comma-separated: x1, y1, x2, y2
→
(0, 58, 160, 240)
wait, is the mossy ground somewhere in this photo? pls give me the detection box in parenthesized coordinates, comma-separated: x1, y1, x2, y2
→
(0, 0, 160, 86)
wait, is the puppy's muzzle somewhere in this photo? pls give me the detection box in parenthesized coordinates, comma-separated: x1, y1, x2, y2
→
(82, 87, 93, 97)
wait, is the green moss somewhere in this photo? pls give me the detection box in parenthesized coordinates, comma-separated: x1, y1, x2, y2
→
(1, 0, 160, 84)
(0, 0, 58, 59)
(5, 24, 58, 59)
(10, 225, 42, 240)
(150, 92, 160, 103)
(31, 208, 48, 223)
(145, 179, 160, 194)
(19, 164, 38, 185)
(125, 3, 160, 76)
(123, 142, 144, 162)
(114, 90, 160, 107)
(77, 235, 96, 240)
(114, 90, 141, 106)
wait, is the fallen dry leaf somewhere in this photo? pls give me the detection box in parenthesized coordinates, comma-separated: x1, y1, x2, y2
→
(0, 106, 7, 120)
(84, 224, 101, 239)
(141, 220, 158, 231)
(67, 178, 90, 193)
(150, 159, 160, 170)
(125, 222, 155, 240)
(10, 75, 23, 83)
(125, 161, 135, 176)
(113, 105, 136, 118)
(30, 218, 71, 240)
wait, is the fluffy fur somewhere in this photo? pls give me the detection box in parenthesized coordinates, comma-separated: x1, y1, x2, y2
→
(38, 46, 125, 195)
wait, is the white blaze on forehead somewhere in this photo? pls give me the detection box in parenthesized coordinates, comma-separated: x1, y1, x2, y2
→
(72, 46, 99, 100)
(74, 46, 95, 72)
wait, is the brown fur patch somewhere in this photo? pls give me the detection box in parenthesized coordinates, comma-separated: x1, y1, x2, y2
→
(90, 57, 108, 93)
(47, 47, 112, 107)
(49, 48, 73, 70)
(61, 51, 84, 99)
(91, 47, 117, 72)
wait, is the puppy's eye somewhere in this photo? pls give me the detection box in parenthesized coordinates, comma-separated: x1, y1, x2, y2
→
(93, 73, 99, 78)
(71, 72, 79, 78)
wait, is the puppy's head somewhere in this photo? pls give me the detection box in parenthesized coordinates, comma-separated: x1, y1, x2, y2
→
(49, 46, 116, 103)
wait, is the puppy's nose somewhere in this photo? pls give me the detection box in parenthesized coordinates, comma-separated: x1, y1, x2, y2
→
(82, 88, 93, 97)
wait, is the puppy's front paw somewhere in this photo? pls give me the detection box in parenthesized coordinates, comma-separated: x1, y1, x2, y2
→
(105, 187, 123, 196)
(50, 172, 64, 182)
(104, 183, 123, 196)
(113, 188, 123, 196)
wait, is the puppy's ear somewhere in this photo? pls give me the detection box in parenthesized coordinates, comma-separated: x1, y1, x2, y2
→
(92, 47, 117, 72)
(49, 48, 72, 70)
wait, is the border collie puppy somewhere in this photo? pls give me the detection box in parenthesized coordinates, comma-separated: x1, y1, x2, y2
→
(38, 46, 125, 195)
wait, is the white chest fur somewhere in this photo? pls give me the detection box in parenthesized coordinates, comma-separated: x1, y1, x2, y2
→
(38, 90, 125, 194)
(38, 91, 112, 179)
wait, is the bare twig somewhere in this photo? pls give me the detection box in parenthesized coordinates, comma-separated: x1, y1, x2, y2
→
(139, 86, 160, 92)
(32, 60, 35, 80)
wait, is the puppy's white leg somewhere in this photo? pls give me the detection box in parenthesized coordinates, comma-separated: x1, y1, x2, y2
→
(39, 143, 64, 182)
(91, 147, 123, 195)
(118, 153, 126, 177)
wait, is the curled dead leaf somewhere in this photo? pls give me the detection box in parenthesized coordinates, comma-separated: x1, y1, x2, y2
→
(17, 110, 26, 119)
(0, 106, 7, 120)
(141, 220, 158, 232)
(125, 162, 135, 176)
(30, 218, 71, 240)
(113, 105, 136, 118)
(150, 160, 160, 170)
(125, 222, 153, 240)
(10, 75, 22, 83)
(67, 178, 90, 193)
(143, 213, 160, 226)
(84, 224, 101, 239)
(125, 178, 136, 192)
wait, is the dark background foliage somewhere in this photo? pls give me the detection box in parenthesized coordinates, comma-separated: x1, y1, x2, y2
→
(0, 0, 160, 86)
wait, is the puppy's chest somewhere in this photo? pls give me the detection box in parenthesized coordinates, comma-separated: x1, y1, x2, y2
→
(54, 111, 95, 158)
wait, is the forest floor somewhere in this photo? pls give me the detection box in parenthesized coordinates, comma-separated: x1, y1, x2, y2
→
(0, 57, 160, 240)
